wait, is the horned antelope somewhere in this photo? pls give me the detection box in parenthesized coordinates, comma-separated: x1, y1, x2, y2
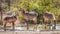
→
(19, 8, 38, 30)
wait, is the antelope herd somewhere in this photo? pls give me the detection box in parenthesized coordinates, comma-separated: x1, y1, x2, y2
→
(0, 8, 60, 31)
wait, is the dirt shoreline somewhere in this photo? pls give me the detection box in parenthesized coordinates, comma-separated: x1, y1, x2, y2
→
(0, 31, 60, 34)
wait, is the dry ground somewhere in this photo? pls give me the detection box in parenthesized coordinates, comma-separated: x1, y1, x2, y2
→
(0, 31, 60, 34)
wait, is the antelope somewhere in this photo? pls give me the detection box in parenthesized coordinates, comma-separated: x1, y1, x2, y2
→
(3, 11, 17, 31)
(19, 8, 38, 24)
(19, 8, 38, 30)
(43, 12, 56, 30)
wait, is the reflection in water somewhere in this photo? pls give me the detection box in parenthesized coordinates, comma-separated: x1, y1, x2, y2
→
(56, 25, 60, 30)
(0, 25, 60, 31)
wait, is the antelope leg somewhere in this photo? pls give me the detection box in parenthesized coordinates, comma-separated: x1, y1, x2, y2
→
(12, 22, 15, 31)
(4, 22, 7, 31)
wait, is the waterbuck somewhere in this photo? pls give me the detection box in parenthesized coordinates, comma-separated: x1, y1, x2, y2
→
(3, 11, 17, 31)
(43, 12, 56, 30)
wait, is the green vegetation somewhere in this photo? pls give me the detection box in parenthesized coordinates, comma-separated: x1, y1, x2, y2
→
(1, 0, 60, 24)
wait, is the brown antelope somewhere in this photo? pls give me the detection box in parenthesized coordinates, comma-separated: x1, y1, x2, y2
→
(3, 11, 17, 31)
(19, 8, 38, 24)
(43, 12, 56, 30)
(19, 8, 38, 30)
